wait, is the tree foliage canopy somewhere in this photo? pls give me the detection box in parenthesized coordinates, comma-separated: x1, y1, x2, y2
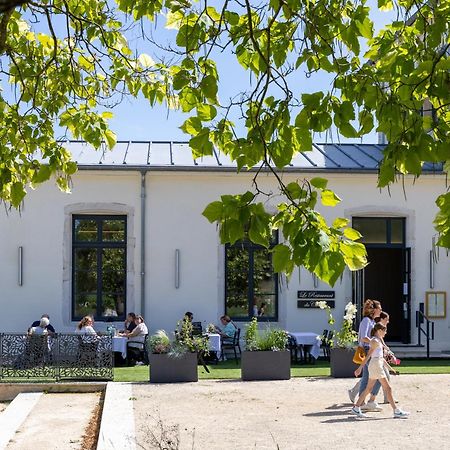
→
(1, 0, 449, 285)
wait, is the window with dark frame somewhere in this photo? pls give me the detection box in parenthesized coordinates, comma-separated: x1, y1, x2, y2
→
(72, 215, 127, 321)
(352, 217, 405, 246)
(225, 234, 278, 321)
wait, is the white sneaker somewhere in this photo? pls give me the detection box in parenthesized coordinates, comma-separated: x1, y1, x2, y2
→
(348, 389, 357, 404)
(350, 406, 367, 418)
(135, 361, 145, 366)
(361, 401, 382, 412)
(394, 408, 410, 418)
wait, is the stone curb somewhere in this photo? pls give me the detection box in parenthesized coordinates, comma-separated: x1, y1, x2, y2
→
(0, 392, 43, 449)
(97, 382, 136, 450)
(0, 382, 107, 401)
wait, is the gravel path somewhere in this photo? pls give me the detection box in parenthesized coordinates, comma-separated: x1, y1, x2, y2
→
(133, 374, 450, 450)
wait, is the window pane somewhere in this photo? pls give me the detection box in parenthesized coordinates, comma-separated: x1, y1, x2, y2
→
(226, 247, 249, 317)
(102, 249, 126, 294)
(352, 218, 387, 244)
(74, 270, 97, 292)
(253, 249, 276, 295)
(254, 294, 276, 318)
(226, 293, 249, 318)
(391, 219, 404, 244)
(102, 219, 126, 242)
(103, 248, 125, 271)
(103, 270, 126, 294)
(74, 248, 97, 271)
(226, 247, 249, 295)
(74, 293, 97, 318)
(74, 219, 98, 241)
(102, 294, 125, 318)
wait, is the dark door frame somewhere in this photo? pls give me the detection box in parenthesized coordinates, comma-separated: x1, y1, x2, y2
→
(352, 217, 410, 343)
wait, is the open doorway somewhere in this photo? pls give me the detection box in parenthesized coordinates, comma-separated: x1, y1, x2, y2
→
(352, 217, 410, 343)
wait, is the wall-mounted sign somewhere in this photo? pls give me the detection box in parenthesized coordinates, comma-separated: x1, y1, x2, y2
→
(297, 300, 335, 308)
(297, 290, 335, 299)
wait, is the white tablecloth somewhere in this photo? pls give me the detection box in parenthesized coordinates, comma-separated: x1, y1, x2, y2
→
(112, 336, 128, 359)
(207, 333, 221, 359)
(288, 332, 321, 359)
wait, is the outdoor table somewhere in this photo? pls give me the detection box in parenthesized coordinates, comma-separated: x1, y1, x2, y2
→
(112, 336, 128, 359)
(288, 332, 321, 359)
(207, 333, 221, 359)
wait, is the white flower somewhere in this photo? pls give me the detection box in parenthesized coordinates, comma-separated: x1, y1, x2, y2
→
(315, 301, 328, 310)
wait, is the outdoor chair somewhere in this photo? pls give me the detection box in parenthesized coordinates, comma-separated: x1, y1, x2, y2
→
(77, 335, 99, 367)
(24, 334, 50, 368)
(323, 330, 333, 361)
(192, 322, 203, 336)
(127, 334, 149, 366)
(221, 328, 241, 364)
(320, 329, 329, 359)
(287, 334, 301, 363)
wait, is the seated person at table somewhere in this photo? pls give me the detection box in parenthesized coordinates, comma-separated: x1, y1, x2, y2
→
(121, 312, 137, 334)
(29, 317, 50, 335)
(75, 316, 97, 342)
(126, 315, 148, 365)
(30, 314, 55, 335)
(217, 315, 237, 339)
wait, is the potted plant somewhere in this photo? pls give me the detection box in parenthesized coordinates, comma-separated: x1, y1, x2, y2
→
(241, 318, 290, 381)
(148, 319, 209, 383)
(315, 301, 359, 378)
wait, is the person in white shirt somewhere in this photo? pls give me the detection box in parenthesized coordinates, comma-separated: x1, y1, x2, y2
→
(126, 315, 148, 365)
(126, 315, 148, 347)
(351, 323, 409, 419)
(75, 316, 97, 343)
(29, 317, 50, 335)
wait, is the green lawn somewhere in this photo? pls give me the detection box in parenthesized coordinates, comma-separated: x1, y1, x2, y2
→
(113, 358, 450, 382)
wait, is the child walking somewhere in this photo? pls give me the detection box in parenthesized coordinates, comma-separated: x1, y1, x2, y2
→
(351, 323, 409, 419)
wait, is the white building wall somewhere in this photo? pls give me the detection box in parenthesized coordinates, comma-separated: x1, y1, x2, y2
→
(0, 169, 448, 350)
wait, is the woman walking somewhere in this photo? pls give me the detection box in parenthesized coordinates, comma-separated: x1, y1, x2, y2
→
(351, 323, 409, 418)
(348, 299, 382, 410)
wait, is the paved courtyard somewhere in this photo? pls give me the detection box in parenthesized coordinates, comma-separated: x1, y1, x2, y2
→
(132, 374, 450, 450)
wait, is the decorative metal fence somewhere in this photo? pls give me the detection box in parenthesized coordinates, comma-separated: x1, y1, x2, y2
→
(0, 333, 113, 381)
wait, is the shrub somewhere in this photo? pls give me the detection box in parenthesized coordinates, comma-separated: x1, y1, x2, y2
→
(244, 317, 288, 351)
(148, 319, 209, 357)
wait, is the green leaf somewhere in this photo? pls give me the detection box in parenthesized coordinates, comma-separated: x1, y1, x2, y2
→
(340, 241, 367, 271)
(32, 165, 51, 183)
(344, 228, 362, 241)
(272, 244, 292, 273)
(203, 201, 223, 222)
(310, 177, 328, 190)
(189, 128, 213, 158)
(180, 117, 202, 135)
(104, 129, 117, 149)
(314, 252, 346, 287)
(321, 189, 341, 207)
(332, 217, 349, 229)
(11, 182, 26, 207)
(196, 104, 217, 121)
(200, 75, 218, 101)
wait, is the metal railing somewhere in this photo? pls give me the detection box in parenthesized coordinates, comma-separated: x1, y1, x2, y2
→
(415, 310, 435, 359)
(0, 333, 113, 381)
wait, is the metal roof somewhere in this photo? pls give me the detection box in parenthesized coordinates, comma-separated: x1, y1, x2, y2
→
(63, 140, 444, 173)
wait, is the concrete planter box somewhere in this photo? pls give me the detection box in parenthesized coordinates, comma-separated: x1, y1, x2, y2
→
(330, 348, 358, 378)
(149, 352, 198, 383)
(241, 350, 290, 381)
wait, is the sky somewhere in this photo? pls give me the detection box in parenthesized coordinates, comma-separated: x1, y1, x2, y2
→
(103, 1, 397, 144)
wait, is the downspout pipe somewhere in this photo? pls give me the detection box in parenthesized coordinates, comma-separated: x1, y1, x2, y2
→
(140, 171, 146, 319)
